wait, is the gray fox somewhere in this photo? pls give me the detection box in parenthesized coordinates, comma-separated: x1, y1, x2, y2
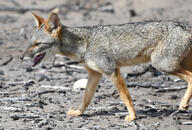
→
(20, 12, 192, 121)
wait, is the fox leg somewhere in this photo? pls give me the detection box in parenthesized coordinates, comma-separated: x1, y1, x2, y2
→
(67, 67, 101, 116)
(110, 68, 136, 121)
(173, 68, 192, 110)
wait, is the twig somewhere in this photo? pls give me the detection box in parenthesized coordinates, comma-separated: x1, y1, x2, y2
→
(126, 65, 162, 78)
(38, 89, 66, 96)
(0, 92, 23, 95)
(1, 56, 13, 66)
(48, 69, 85, 74)
(155, 86, 187, 92)
(126, 82, 163, 89)
(53, 62, 83, 69)
(10, 114, 40, 120)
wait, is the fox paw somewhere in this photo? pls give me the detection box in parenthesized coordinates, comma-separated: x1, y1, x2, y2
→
(67, 109, 82, 116)
(179, 105, 189, 111)
(125, 115, 136, 121)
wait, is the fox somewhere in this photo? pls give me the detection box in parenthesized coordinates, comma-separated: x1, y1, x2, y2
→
(20, 12, 192, 121)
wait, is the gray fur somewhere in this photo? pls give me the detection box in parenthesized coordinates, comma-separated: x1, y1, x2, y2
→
(59, 21, 192, 74)
(25, 21, 192, 75)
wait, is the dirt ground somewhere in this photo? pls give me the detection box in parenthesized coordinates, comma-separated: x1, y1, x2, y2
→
(1, 0, 192, 129)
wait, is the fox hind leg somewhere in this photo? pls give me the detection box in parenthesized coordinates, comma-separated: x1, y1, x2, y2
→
(172, 68, 192, 110)
(173, 51, 192, 110)
(152, 48, 192, 111)
(67, 67, 101, 116)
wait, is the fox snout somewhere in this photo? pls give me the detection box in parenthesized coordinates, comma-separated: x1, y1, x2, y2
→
(20, 49, 28, 60)
(20, 43, 47, 67)
(20, 44, 33, 60)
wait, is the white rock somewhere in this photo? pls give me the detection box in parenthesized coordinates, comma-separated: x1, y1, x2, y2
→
(182, 121, 192, 125)
(73, 79, 88, 91)
(173, 78, 182, 82)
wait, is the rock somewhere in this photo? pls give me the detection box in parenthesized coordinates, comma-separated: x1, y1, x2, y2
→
(168, 95, 178, 100)
(73, 79, 88, 91)
(115, 112, 129, 118)
(38, 75, 50, 82)
(10, 115, 19, 120)
(87, 125, 102, 130)
(24, 80, 35, 87)
(0, 41, 3, 45)
(26, 67, 33, 72)
(0, 82, 4, 88)
(19, 28, 24, 35)
(130, 9, 137, 17)
(182, 121, 192, 125)
(38, 119, 48, 128)
(97, 2, 114, 13)
(0, 70, 4, 75)
(173, 78, 182, 82)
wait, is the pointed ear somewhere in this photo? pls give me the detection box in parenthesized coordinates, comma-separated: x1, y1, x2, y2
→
(31, 12, 45, 27)
(45, 12, 61, 32)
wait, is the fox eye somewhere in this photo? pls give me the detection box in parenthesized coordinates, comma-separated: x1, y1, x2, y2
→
(35, 42, 41, 46)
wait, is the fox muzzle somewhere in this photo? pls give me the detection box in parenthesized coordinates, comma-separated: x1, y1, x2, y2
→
(20, 44, 33, 60)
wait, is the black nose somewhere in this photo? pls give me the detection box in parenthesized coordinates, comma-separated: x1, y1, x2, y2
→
(20, 55, 24, 60)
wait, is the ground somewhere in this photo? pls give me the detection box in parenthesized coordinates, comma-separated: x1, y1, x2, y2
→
(0, 0, 192, 129)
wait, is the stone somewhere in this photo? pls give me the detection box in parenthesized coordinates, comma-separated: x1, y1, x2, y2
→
(73, 79, 88, 91)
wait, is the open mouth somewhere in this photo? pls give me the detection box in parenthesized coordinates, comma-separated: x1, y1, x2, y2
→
(33, 53, 46, 67)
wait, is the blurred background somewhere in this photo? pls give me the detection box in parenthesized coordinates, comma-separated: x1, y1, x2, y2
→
(0, 0, 192, 129)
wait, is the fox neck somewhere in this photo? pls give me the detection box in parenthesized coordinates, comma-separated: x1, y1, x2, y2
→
(55, 25, 90, 62)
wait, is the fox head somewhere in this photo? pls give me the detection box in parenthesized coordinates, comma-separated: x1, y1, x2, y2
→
(20, 12, 62, 66)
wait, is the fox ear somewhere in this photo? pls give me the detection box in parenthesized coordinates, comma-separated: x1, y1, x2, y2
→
(31, 12, 45, 27)
(46, 12, 61, 32)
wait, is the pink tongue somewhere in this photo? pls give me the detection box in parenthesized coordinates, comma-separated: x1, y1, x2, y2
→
(33, 53, 45, 67)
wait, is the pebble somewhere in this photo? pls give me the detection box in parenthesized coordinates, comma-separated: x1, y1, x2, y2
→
(168, 95, 178, 100)
(38, 119, 48, 128)
(173, 78, 182, 82)
(98, 2, 114, 13)
(130, 9, 137, 17)
(24, 80, 35, 87)
(115, 112, 129, 118)
(0, 70, 4, 75)
(38, 75, 50, 82)
(87, 125, 103, 130)
(182, 121, 192, 125)
(73, 79, 88, 91)
(26, 67, 33, 72)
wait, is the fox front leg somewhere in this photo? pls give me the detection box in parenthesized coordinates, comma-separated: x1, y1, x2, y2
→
(67, 67, 101, 116)
(111, 68, 136, 121)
